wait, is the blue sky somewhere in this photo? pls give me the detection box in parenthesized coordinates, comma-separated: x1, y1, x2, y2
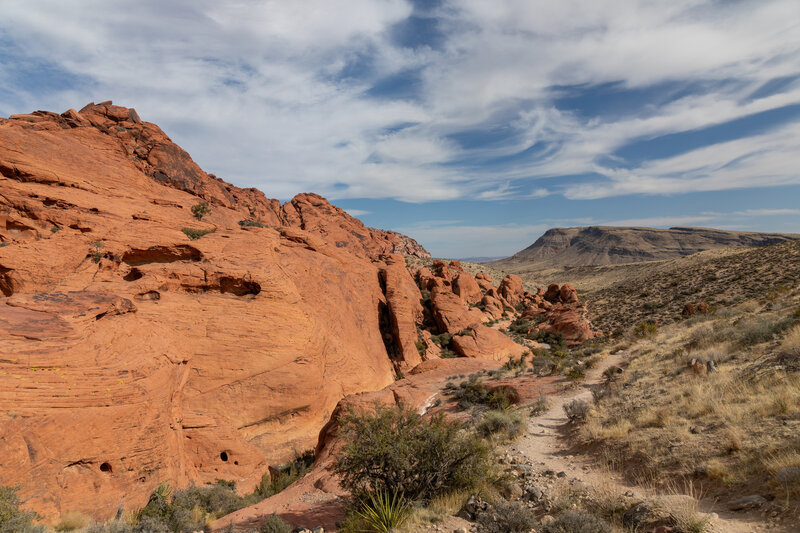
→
(1, 0, 799, 257)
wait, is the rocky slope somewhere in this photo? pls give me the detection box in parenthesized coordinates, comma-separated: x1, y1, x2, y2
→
(0, 102, 597, 524)
(494, 226, 800, 270)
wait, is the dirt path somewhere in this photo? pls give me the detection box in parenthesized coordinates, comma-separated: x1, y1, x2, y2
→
(510, 352, 774, 533)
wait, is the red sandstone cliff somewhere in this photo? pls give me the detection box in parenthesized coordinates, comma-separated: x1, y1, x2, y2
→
(0, 102, 596, 524)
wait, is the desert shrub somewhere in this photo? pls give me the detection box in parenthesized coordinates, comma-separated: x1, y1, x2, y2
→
(452, 377, 518, 410)
(334, 404, 492, 502)
(137, 480, 251, 532)
(530, 394, 549, 416)
(478, 500, 536, 533)
(737, 315, 795, 346)
(508, 318, 532, 335)
(262, 451, 314, 496)
(54, 511, 90, 531)
(564, 399, 590, 423)
(354, 489, 410, 532)
(420, 289, 431, 303)
(190, 201, 210, 220)
(475, 410, 526, 441)
(181, 227, 214, 240)
(238, 219, 269, 228)
(541, 509, 612, 533)
(781, 325, 800, 358)
(440, 348, 458, 358)
(566, 365, 586, 380)
(430, 332, 454, 346)
(459, 328, 475, 337)
(633, 321, 658, 338)
(258, 514, 291, 533)
(528, 330, 567, 351)
(415, 339, 426, 356)
(0, 486, 44, 533)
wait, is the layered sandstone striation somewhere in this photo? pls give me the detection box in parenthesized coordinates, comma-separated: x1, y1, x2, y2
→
(0, 102, 598, 524)
(0, 103, 430, 521)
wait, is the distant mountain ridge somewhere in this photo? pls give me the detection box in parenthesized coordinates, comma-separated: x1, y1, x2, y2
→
(493, 226, 800, 269)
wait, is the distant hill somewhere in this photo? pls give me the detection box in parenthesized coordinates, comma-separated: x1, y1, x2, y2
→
(493, 226, 800, 270)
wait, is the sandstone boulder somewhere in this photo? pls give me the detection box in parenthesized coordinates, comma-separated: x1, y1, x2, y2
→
(498, 274, 524, 307)
(379, 254, 425, 370)
(453, 272, 483, 304)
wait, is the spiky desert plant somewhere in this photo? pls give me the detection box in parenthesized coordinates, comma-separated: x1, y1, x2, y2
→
(355, 489, 409, 532)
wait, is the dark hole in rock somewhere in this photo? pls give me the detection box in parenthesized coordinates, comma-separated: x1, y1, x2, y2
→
(123, 268, 143, 281)
(135, 290, 161, 301)
(100, 462, 112, 473)
(234, 460, 239, 465)
(219, 277, 261, 296)
(122, 245, 202, 266)
(220, 451, 229, 462)
(68, 223, 92, 233)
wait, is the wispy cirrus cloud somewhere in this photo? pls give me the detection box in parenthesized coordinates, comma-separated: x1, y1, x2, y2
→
(1, 0, 799, 204)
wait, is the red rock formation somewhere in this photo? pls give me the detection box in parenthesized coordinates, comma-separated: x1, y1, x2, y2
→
(379, 254, 424, 370)
(210, 358, 500, 532)
(0, 103, 431, 521)
(475, 273, 493, 292)
(453, 271, 483, 304)
(544, 283, 561, 302)
(559, 283, 579, 304)
(498, 274, 524, 307)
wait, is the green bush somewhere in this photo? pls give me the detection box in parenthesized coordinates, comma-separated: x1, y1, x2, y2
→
(475, 410, 526, 441)
(430, 332, 454, 347)
(479, 500, 536, 533)
(541, 510, 612, 533)
(528, 330, 567, 351)
(415, 339, 426, 356)
(0, 486, 44, 533)
(737, 315, 795, 347)
(440, 347, 459, 358)
(354, 489, 409, 532)
(633, 321, 658, 338)
(136, 480, 254, 532)
(334, 404, 492, 502)
(451, 376, 518, 410)
(258, 514, 291, 533)
(181, 227, 214, 240)
(191, 201, 210, 220)
(508, 318, 532, 335)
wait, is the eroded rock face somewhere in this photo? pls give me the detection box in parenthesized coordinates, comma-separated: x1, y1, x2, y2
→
(379, 254, 424, 370)
(0, 103, 429, 521)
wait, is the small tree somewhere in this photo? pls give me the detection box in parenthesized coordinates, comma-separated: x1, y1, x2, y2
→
(191, 201, 210, 220)
(0, 486, 45, 533)
(334, 404, 491, 502)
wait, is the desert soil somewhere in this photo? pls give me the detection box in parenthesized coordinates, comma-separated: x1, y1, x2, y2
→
(505, 352, 788, 533)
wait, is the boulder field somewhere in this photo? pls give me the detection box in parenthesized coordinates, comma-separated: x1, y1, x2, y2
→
(0, 102, 598, 523)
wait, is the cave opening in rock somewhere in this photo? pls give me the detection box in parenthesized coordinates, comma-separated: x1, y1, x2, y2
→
(100, 462, 112, 473)
(220, 451, 229, 462)
(123, 268, 143, 281)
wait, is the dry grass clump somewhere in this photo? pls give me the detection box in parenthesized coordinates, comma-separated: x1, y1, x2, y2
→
(576, 298, 800, 506)
(781, 324, 800, 358)
(54, 511, 91, 531)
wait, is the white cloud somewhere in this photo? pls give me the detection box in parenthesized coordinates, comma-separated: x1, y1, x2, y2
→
(0, 0, 798, 204)
(343, 209, 371, 217)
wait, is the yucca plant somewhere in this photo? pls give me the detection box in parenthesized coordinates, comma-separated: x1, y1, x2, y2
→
(355, 489, 409, 532)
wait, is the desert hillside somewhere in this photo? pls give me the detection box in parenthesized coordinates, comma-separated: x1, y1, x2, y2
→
(494, 226, 800, 271)
(0, 102, 597, 528)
